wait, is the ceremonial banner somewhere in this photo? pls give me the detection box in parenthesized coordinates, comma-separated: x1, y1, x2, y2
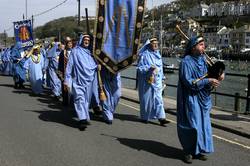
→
(94, 0, 146, 73)
(13, 20, 34, 48)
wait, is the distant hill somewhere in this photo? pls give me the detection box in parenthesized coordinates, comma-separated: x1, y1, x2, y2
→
(34, 16, 95, 39)
(177, 0, 249, 10)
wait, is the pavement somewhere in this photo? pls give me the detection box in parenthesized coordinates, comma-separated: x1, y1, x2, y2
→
(121, 88, 250, 139)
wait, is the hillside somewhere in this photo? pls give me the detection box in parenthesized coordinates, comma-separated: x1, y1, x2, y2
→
(34, 16, 95, 39)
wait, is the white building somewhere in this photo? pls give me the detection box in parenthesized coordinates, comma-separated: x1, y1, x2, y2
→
(202, 25, 220, 50)
(230, 25, 250, 51)
(208, 3, 223, 16)
(208, 1, 250, 16)
(184, 3, 209, 18)
(216, 26, 232, 50)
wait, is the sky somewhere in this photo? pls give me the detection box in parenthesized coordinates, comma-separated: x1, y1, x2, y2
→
(0, 0, 174, 37)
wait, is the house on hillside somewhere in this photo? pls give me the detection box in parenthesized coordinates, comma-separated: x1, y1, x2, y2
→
(183, 3, 209, 18)
(217, 26, 232, 50)
(230, 25, 250, 51)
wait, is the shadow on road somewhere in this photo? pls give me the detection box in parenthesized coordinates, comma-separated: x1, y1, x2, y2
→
(101, 134, 184, 161)
(0, 83, 14, 88)
(114, 113, 141, 122)
(26, 108, 79, 129)
(211, 114, 250, 122)
(114, 112, 167, 127)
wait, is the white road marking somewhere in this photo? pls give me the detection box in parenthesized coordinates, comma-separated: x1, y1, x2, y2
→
(120, 102, 250, 150)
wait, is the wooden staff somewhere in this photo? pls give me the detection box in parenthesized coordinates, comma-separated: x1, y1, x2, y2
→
(175, 24, 213, 66)
(85, 8, 106, 101)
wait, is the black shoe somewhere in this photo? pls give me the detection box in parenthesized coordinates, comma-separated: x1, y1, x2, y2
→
(193, 154, 207, 161)
(104, 120, 112, 125)
(14, 83, 18, 89)
(141, 119, 148, 124)
(93, 106, 102, 116)
(158, 118, 170, 127)
(19, 84, 25, 89)
(184, 154, 192, 164)
(78, 120, 88, 131)
(54, 96, 61, 101)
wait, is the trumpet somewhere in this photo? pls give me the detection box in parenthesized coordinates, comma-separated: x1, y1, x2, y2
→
(16, 47, 36, 64)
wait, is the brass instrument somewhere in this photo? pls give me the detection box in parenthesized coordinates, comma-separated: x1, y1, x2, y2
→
(16, 45, 38, 64)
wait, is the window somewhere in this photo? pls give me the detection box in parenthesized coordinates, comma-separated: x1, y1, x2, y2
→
(247, 32, 250, 37)
(246, 39, 250, 43)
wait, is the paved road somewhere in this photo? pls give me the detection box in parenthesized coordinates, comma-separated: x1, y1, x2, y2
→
(0, 75, 249, 166)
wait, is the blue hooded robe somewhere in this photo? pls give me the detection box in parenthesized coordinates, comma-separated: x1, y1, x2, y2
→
(100, 67, 121, 121)
(46, 43, 61, 97)
(1, 48, 13, 75)
(11, 42, 26, 85)
(89, 72, 100, 109)
(64, 44, 97, 121)
(137, 40, 166, 121)
(24, 49, 45, 94)
(177, 36, 214, 155)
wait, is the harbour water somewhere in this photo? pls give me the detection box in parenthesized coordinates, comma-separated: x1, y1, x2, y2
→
(121, 57, 250, 113)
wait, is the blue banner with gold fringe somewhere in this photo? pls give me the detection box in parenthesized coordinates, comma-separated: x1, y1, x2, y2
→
(13, 20, 34, 48)
(94, 0, 146, 73)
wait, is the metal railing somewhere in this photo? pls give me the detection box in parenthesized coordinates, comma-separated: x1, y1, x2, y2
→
(121, 67, 250, 114)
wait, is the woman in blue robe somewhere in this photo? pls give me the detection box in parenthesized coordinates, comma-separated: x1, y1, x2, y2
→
(177, 36, 224, 163)
(24, 45, 45, 94)
(1, 48, 13, 76)
(137, 38, 168, 126)
(64, 34, 97, 131)
(11, 42, 27, 89)
(46, 42, 61, 99)
(100, 67, 121, 124)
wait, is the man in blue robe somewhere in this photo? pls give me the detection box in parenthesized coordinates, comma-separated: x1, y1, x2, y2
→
(100, 66, 121, 124)
(46, 39, 62, 100)
(177, 36, 224, 163)
(137, 38, 169, 126)
(11, 42, 27, 89)
(24, 45, 45, 94)
(64, 34, 98, 131)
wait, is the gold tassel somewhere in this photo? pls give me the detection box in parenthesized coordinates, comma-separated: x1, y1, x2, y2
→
(97, 66, 107, 101)
(147, 75, 154, 84)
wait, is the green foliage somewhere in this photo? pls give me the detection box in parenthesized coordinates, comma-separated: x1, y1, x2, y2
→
(34, 16, 95, 39)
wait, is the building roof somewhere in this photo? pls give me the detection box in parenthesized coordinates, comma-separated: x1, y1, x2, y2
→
(217, 26, 232, 34)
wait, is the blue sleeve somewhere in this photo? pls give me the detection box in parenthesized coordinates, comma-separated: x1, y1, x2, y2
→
(137, 52, 151, 73)
(179, 60, 209, 91)
(23, 58, 30, 70)
(64, 51, 73, 86)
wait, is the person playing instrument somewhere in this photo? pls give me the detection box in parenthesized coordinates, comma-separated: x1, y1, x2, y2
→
(11, 42, 27, 89)
(24, 44, 45, 94)
(177, 36, 224, 163)
(64, 34, 98, 131)
(137, 38, 169, 126)
(58, 37, 73, 106)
